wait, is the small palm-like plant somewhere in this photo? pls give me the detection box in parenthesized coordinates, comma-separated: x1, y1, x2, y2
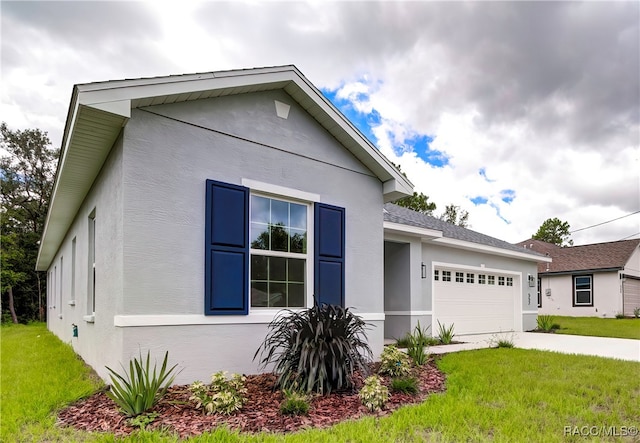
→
(437, 321, 455, 344)
(537, 314, 555, 332)
(254, 302, 372, 394)
(105, 351, 180, 417)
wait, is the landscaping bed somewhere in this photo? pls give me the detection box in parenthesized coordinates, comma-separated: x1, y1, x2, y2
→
(56, 362, 446, 439)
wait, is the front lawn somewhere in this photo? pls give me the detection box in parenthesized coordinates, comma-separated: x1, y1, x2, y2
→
(550, 315, 640, 340)
(2, 323, 639, 442)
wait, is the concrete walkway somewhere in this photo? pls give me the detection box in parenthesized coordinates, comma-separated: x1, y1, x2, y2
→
(427, 332, 640, 362)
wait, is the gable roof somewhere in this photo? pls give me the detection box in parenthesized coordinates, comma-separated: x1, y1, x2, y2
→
(384, 203, 550, 263)
(515, 238, 640, 274)
(36, 65, 413, 270)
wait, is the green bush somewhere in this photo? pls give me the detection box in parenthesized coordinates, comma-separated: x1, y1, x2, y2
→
(390, 376, 419, 395)
(359, 375, 389, 411)
(436, 321, 455, 344)
(105, 350, 180, 417)
(537, 315, 556, 331)
(280, 389, 310, 416)
(254, 303, 372, 394)
(615, 312, 625, 319)
(406, 322, 430, 365)
(188, 371, 247, 415)
(379, 345, 412, 377)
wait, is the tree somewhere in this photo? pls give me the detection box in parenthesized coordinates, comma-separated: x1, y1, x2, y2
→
(532, 217, 573, 246)
(391, 163, 437, 215)
(0, 122, 59, 323)
(440, 204, 470, 228)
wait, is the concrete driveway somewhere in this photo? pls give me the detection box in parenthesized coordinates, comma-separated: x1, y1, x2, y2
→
(428, 332, 640, 362)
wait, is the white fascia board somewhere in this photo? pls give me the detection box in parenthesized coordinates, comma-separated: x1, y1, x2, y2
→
(384, 221, 442, 240)
(431, 237, 553, 263)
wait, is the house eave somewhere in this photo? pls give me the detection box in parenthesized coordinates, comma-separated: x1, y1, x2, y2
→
(36, 65, 412, 271)
(383, 221, 443, 241)
(540, 267, 623, 277)
(431, 237, 553, 263)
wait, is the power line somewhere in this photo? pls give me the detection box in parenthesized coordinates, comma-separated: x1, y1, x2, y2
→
(619, 232, 640, 241)
(570, 210, 640, 234)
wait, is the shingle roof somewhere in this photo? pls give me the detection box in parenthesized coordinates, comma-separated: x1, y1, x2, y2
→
(515, 238, 640, 274)
(384, 203, 544, 257)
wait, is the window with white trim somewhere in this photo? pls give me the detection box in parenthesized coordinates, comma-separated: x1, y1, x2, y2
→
(434, 270, 439, 281)
(249, 195, 308, 308)
(573, 275, 593, 306)
(442, 271, 451, 282)
(466, 273, 475, 283)
(87, 210, 96, 315)
(58, 256, 63, 318)
(498, 276, 505, 286)
(455, 272, 464, 283)
(506, 277, 513, 287)
(478, 274, 486, 284)
(488, 275, 495, 285)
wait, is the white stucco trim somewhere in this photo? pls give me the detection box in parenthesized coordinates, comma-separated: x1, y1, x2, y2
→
(114, 312, 385, 327)
(385, 310, 432, 316)
(384, 221, 442, 240)
(241, 179, 320, 202)
(521, 310, 539, 314)
(431, 237, 552, 263)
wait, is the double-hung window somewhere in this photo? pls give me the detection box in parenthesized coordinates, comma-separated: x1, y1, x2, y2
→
(573, 275, 593, 306)
(249, 195, 308, 308)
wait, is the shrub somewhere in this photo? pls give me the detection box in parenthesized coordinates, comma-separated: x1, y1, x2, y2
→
(188, 371, 247, 415)
(634, 307, 640, 319)
(379, 345, 412, 377)
(280, 389, 310, 416)
(436, 321, 455, 344)
(105, 350, 180, 417)
(537, 315, 555, 332)
(390, 376, 419, 395)
(496, 339, 514, 348)
(406, 322, 430, 366)
(254, 303, 372, 394)
(359, 375, 389, 411)
(615, 312, 625, 319)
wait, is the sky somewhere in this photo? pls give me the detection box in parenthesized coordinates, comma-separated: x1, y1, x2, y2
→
(2, 1, 638, 246)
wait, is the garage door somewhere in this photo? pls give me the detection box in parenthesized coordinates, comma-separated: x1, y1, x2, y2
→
(434, 267, 517, 335)
(622, 277, 640, 316)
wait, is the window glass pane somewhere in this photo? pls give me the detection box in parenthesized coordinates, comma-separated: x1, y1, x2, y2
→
(251, 255, 268, 280)
(269, 256, 286, 281)
(290, 203, 307, 229)
(575, 276, 591, 289)
(251, 282, 268, 307)
(467, 273, 474, 283)
(288, 258, 305, 282)
(488, 275, 495, 285)
(288, 283, 305, 307)
(269, 282, 286, 307)
(270, 199, 288, 226)
(576, 290, 591, 304)
(251, 195, 270, 223)
(479, 274, 486, 284)
(290, 229, 306, 253)
(250, 223, 270, 250)
(434, 270, 439, 281)
(270, 225, 288, 252)
(498, 276, 505, 286)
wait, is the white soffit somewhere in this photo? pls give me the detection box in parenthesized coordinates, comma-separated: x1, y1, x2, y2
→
(383, 221, 443, 240)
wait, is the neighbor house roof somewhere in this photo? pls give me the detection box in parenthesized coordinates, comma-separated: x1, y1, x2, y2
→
(515, 238, 640, 274)
(384, 203, 550, 263)
(36, 65, 413, 270)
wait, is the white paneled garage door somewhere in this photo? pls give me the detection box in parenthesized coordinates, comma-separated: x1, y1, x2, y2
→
(434, 267, 518, 335)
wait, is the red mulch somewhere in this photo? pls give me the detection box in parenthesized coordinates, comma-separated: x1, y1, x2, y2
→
(57, 361, 446, 439)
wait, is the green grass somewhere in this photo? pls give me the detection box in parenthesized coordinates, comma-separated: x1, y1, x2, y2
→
(2, 324, 640, 442)
(551, 316, 640, 339)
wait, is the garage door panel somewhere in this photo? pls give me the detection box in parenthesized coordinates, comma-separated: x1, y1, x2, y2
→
(434, 268, 517, 335)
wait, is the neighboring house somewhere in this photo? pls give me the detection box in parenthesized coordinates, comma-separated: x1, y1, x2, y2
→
(383, 204, 550, 338)
(37, 65, 549, 384)
(516, 239, 640, 317)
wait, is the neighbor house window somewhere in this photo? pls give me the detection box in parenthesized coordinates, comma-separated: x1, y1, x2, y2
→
(488, 275, 495, 285)
(573, 275, 593, 306)
(478, 274, 486, 284)
(87, 210, 96, 315)
(249, 195, 308, 308)
(466, 273, 474, 283)
(442, 271, 451, 282)
(455, 272, 464, 283)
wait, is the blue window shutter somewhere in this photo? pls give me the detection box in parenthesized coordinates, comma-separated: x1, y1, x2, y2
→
(314, 203, 345, 307)
(205, 180, 249, 315)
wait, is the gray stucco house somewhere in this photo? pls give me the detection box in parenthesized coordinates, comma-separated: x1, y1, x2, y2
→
(37, 65, 548, 383)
